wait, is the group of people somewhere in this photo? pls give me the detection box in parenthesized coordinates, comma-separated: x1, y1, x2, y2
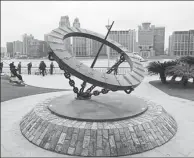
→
(6, 61, 55, 76)
(38, 61, 54, 76)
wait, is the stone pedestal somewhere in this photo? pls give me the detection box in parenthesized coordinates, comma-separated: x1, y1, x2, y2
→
(20, 93, 177, 156)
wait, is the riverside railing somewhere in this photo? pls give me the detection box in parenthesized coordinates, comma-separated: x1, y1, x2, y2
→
(2, 66, 133, 75)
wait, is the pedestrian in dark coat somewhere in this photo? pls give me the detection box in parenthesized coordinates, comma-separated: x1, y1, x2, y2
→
(17, 62, 21, 74)
(0, 62, 3, 73)
(50, 62, 54, 75)
(39, 61, 46, 76)
(27, 62, 32, 75)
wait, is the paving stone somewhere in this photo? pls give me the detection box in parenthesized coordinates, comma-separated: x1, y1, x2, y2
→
(85, 122, 92, 129)
(114, 129, 121, 142)
(62, 139, 70, 154)
(97, 122, 103, 129)
(67, 147, 75, 155)
(81, 148, 89, 156)
(124, 127, 132, 140)
(91, 129, 96, 140)
(85, 129, 90, 136)
(57, 132, 67, 145)
(102, 136, 110, 156)
(77, 128, 85, 141)
(88, 139, 96, 156)
(97, 135, 103, 149)
(82, 135, 90, 149)
(75, 141, 83, 155)
(49, 126, 63, 151)
(73, 127, 79, 134)
(110, 147, 118, 156)
(70, 133, 78, 147)
(65, 127, 73, 140)
(102, 129, 108, 139)
(109, 128, 114, 135)
(96, 149, 103, 156)
(97, 129, 102, 136)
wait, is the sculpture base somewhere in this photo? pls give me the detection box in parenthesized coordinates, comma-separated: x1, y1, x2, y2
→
(20, 93, 177, 157)
(48, 93, 148, 121)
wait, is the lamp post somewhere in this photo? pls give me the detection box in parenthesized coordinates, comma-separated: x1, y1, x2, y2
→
(188, 30, 190, 56)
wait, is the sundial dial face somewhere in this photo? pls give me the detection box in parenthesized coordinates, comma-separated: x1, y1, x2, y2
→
(47, 26, 145, 91)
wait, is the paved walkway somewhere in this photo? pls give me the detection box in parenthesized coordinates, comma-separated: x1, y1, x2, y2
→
(1, 75, 194, 157)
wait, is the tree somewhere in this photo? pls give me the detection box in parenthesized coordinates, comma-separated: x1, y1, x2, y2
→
(147, 60, 177, 83)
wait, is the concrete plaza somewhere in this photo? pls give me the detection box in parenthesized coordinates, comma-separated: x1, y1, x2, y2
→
(1, 74, 194, 157)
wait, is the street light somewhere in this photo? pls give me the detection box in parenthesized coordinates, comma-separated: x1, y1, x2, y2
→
(188, 30, 190, 56)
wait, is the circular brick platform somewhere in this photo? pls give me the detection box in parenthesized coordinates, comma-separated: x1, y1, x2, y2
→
(20, 95, 177, 157)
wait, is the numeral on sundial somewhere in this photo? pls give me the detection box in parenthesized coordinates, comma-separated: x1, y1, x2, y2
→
(64, 56, 73, 60)
(75, 63, 83, 70)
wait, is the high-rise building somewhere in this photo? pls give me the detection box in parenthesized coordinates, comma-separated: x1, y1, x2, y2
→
(108, 30, 136, 57)
(39, 40, 48, 58)
(138, 22, 165, 58)
(72, 18, 88, 57)
(91, 40, 106, 57)
(153, 27, 165, 56)
(28, 39, 40, 58)
(59, 16, 71, 53)
(168, 30, 194, 57)
(59, 16, 70, 27)
(138, 22, 155, 58)
(6, 42, 14, 57)
(13, 40, 23, 55)
(22, 34, 34, 56)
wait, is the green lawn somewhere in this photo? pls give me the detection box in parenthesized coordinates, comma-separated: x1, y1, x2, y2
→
(149, 80, 194, 101)
(1, 76, 67, 102)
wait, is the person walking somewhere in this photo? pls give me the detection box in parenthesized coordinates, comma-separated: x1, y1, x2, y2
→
(17, 62, 21, 74)
(39, 61, 46, 76)
(0, 62, 3, 73)
(27, 62, 32, 75)
(50, 62, 54, 75)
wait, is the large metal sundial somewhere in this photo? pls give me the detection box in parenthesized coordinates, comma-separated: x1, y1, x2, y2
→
(20, 24, 177, 157)
(47, 23, 145, 100)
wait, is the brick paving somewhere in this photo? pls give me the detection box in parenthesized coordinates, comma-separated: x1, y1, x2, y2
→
(20, 96, 177, 156)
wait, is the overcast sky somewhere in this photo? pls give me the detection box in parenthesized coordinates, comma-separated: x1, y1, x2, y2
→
(1, 1, 194, 48)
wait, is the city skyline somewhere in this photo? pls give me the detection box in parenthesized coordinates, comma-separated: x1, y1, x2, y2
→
(1, 1, 194, 48)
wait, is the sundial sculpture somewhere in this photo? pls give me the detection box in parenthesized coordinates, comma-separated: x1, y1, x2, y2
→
(47, 22, 145, 99)
(19, 22, 177, 157)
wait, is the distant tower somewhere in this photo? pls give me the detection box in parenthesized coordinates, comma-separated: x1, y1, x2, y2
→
(59, 16, 70, 27)
(73, 18, 80, 28)
(59, 16, 71, 52)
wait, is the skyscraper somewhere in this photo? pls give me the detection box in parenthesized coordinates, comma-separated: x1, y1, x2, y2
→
(72, 18, 87, 57)
(59, 16, 71, 53)
(108, 30, 136, 57)
(153, 27, 165, 56)
(59, 16, 70, 27)
(13, 40, 23, 55)
(6, 42, 14, 57)
(168, 30, 194, 57)
(22, 34, 34, 56)
(138, 22, 155, 58)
